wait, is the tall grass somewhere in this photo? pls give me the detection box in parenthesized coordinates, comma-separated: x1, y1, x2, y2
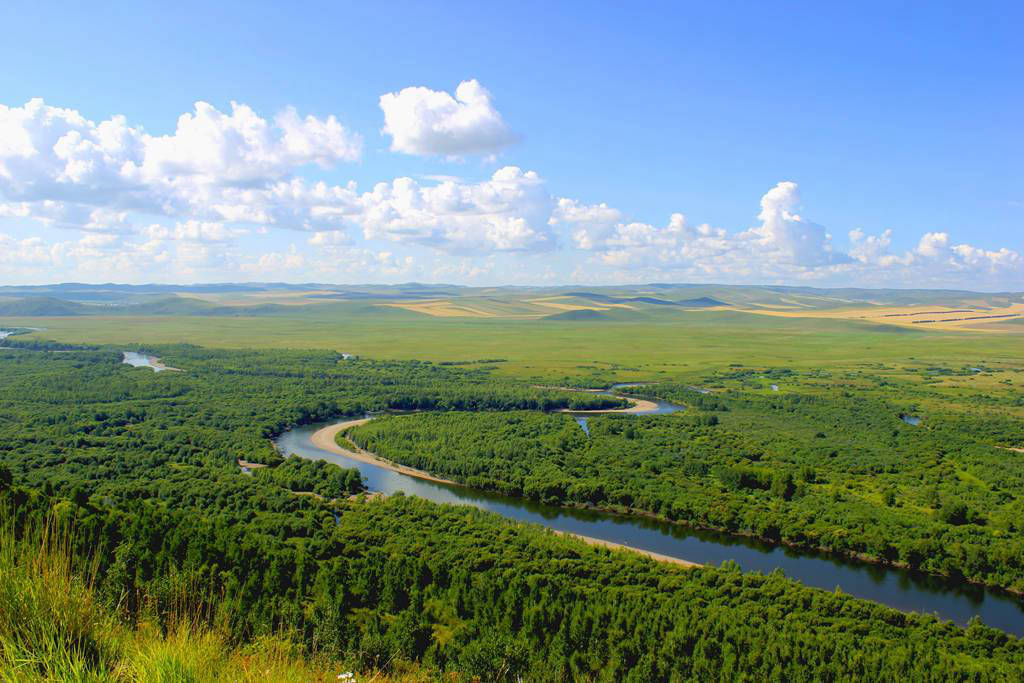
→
(0, 516, 428, 682)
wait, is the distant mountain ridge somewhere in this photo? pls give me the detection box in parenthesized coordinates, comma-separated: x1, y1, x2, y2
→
(0, 283, 1019, 319)
(0, 297, 89, 316)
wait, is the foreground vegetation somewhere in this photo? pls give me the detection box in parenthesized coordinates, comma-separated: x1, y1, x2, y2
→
(0, 515, 433, 681)
(3, 480, 1022, 681)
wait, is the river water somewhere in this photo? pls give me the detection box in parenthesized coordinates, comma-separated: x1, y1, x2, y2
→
(571, 383, 681, 435)
(276, 387, 1024, 635)
(122, 351, 173, 372)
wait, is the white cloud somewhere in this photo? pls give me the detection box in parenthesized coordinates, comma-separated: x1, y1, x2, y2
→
(313, 247, 416, 277)
(131, 101, 360, 186)
(307, 230, 349, 246)
(563, 181, 1020, 286)
(141, 220, 246, 242)
(431, 258, 491, 280)
(738, 181, 848, 267)
(379, 80, 517, 157)
(845, 229, 1021, 281)
(563, 205, 731, 272)
(358, 166, 556, 253)
(0, 98, 362, 232)
(241, 244, 306, 274)
(0, 96, 1019, 288)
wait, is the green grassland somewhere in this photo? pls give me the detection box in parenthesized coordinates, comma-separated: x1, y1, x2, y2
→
(2, 308, 1019, 384)
(1, 283, 1020, 384)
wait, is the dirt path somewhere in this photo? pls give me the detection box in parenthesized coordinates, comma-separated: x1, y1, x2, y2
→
(310, 419, 460, 486)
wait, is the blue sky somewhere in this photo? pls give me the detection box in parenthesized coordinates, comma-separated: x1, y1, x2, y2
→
(0, 1, 1020, 288)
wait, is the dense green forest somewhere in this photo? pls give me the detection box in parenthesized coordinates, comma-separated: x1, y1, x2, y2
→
(2, 481, 1022, 681)
(1, 341, 1023, 679)
(348, 366, 1024, 593)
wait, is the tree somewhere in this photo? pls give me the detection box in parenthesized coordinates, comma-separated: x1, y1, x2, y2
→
(771, 472, 796, 501)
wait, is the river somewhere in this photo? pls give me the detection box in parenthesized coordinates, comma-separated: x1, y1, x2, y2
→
(122, 351, 181, 372)
(275, 386, 1024, 635)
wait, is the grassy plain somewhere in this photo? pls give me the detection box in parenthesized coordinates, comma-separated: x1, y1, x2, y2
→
(3, 308, 1021, 384)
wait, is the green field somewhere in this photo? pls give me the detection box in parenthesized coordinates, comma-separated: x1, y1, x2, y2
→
(3, 309, 1022, 385)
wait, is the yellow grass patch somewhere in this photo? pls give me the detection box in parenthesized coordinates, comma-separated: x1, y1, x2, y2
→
(741, 303, 1024, 331)
(378, 301, 496, 317)
(179, 290, 337, 306)
(528, 301, 611, 312)
(526, 298, 636, 312)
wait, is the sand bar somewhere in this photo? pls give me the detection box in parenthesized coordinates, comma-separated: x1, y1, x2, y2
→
(310, 419, 459, 486)
(551, 529, 701, 568)
(557, 397, 660, 414)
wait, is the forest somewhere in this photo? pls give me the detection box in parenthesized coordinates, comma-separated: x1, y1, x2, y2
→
(0, 340, 1022, 679)
(3, 479, 1023, 681)
(347, 366, 1024, 593)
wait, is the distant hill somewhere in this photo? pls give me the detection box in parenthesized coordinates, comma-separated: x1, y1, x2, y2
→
(542, 309, 608, 321)
(677, 297, 728, 307)
(118, 296, 218, 315)
(565, 291, 680, 306)
(0, 295, 302, 317)
(0, 297, 88, 316)
(0, 284, 1019, 324)
(564, 292, 728, 307)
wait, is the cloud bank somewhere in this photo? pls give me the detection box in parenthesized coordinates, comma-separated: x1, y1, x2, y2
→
(0, 94, 1019, 288)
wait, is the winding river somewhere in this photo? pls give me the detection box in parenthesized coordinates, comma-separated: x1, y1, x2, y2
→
(276, 385, 1024, 635)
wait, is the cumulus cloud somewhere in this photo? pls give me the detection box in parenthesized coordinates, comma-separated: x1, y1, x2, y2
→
(0, 99, 555, 259)
(563, 202, 733, 273)
(0, 98, 362, 230)
(132, 102, 360, 185)
(358, 166, 556, 253)
(379, 80, 517, 157)
(313, 247, 416, 277)
(0, 96, 1019, 288)
(845, 228, 1021, 281)
(0, 227, 231, 281)
(563, 181, 1020, 286)
(738, 181, 848, 267)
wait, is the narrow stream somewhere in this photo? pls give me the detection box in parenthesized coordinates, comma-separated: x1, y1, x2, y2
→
(276, 386, 1024, 635)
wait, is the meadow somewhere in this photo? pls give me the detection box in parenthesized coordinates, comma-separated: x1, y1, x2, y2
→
(3, 308, 1021, 385)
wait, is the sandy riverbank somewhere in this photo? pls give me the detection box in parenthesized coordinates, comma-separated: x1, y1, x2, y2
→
(531, 384, 662, 414)
(237, 459, 267, 469)
(550, 529, 701, 568)
(310, 419, 460, 486)
(557, 397, 659, 414)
